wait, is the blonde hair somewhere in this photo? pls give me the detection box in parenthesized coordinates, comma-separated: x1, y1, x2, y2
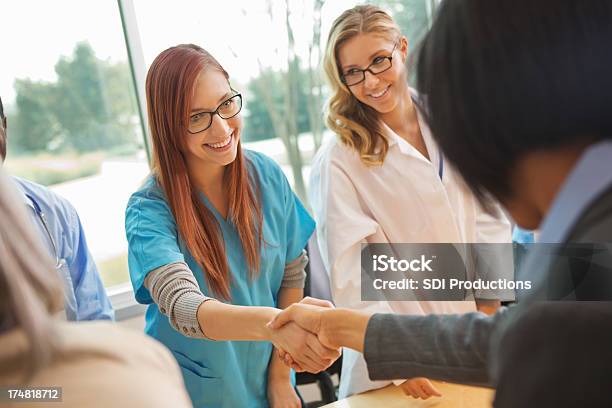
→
(0, 169, 63, 377)
(324, 5, 402, 166)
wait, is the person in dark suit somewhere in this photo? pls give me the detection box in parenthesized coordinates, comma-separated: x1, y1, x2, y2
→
(269, 0, 612, 405)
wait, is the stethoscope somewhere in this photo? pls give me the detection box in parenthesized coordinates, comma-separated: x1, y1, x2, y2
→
(25, 193, 63, 269)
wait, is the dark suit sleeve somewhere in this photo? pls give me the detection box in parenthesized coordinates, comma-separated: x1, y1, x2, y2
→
(492, 302, 612, 407)
(363, 307, 510, 386)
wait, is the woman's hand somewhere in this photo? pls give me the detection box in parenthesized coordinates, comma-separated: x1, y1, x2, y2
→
(399, 378, 442, 400)
(269, 321, 339, 373)
(270, 297, 343, 371)
(269, 297, 339, 349)
(267, 376, 301, 408)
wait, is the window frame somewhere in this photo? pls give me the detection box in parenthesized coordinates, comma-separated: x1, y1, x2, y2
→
(110, 0, 150, 319)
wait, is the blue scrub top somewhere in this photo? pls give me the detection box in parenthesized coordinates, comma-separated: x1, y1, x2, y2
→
(13, 176, 114, 321)
(125, 150, 315, 408)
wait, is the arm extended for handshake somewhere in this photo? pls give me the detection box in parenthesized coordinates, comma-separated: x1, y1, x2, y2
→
(145, 262, 341, 374)
(268, 297, 501, 386)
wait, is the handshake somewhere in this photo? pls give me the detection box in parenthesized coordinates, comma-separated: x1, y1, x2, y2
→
(266, 297, 346, 373)
(265, 297, 442, 400)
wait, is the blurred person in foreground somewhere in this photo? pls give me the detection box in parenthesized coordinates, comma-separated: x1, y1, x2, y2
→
(0, 167, 192, 407)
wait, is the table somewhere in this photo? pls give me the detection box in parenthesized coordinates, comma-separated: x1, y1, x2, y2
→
(322, 381, 494, 407)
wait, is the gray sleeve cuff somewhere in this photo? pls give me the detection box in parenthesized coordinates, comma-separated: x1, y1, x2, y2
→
(281, 250, 308, 288)
(144, 262, 214, 339)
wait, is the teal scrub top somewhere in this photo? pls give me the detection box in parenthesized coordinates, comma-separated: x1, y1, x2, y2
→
(125, 150, 315, 408)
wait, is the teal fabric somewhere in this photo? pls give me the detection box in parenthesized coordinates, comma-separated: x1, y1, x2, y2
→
(125, 150, 315, 407)
(512, 226, 535, 244)
(512, 226, 535, 273)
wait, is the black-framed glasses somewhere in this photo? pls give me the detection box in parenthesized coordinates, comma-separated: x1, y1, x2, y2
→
(188, 92, 242, 134)
(340, 42, 398, 86)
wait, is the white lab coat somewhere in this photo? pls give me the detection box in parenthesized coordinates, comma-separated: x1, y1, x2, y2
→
(308, 102, 512, 397)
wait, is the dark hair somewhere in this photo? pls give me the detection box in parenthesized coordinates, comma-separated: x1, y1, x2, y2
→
(417, 0, 612, 208)
(0, 96, 4, 120)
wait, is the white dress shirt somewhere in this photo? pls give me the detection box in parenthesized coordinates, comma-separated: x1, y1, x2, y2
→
(308, 100, 512, 397)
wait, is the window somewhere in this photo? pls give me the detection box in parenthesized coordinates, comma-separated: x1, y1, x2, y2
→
(1, 1, 148, 290)
(132, 0, 436, 203)
(1, 0, 438, 317)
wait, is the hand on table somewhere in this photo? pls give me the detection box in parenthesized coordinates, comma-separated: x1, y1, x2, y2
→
(399, 378, 442, 400)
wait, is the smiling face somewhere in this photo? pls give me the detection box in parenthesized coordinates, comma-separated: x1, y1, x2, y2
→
(337, 33, 408, 114)
(183, 68, 242, 170)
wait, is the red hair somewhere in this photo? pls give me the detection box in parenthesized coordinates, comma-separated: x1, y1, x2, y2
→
(146, 44, 262, 300)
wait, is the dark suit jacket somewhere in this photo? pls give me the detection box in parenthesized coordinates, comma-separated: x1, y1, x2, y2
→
(363, 187, 612, 406)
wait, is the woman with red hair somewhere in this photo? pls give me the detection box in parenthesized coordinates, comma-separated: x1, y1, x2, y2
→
(125, 44, 338, 407)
